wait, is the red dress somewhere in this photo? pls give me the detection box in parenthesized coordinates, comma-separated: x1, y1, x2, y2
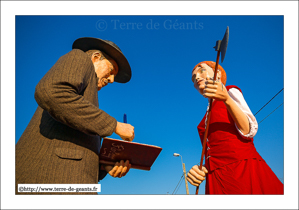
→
(197, 86, 283, 194)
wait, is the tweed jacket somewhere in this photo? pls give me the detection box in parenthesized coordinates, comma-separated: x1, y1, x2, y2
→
(16, 49, 117, 194)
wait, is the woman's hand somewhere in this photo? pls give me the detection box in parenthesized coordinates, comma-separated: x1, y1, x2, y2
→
(203, 79, 229, 102)
(187, 165, 208, 187)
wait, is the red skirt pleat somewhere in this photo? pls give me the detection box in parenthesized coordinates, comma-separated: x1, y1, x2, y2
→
(205, 158, 283, 194)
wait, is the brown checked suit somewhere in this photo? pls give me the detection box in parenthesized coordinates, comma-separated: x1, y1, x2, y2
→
(16, 49, 117, 194)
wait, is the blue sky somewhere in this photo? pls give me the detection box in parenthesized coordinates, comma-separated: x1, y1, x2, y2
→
(2, 1, 298, 210)
(15, 15, 284, 194)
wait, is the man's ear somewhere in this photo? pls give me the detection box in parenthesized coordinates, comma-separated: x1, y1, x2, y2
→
(91, 52, 102, 63)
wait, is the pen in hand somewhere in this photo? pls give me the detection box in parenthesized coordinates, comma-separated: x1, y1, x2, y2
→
(123, 113, 127, 123)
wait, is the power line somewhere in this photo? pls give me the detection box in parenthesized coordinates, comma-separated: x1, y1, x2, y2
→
(258, 102, 283, 124)
(172, 173, 184, 195)
(176, 177, 184, 194)
(254, 88, 284, 116)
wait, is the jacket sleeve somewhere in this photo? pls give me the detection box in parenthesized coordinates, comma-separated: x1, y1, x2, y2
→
(98, 166, 108, 181)
(34, 49, 117, 137)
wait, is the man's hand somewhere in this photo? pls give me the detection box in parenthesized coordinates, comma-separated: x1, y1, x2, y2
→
(104, 160, 131, 178)
(203, 79, 229, 102)
(187, 165, 208, 187)
(115, 122, 135, 141)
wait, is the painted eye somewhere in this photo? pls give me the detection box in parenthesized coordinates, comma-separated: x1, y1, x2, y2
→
(192, 75, 196, 82)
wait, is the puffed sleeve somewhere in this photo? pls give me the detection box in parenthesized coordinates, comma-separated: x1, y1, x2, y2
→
(34, 49, 117, 137)
(228, 88, 258, 139)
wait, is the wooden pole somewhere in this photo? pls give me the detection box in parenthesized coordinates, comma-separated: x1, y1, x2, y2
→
(195, 50, 221, 195)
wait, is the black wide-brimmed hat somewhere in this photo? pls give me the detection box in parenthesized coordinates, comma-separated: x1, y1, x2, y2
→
(72, 37, 131, 83)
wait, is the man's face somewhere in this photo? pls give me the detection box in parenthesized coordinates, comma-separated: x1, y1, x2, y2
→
(93, 53, 119, 91)
(191, 63, 214, 95)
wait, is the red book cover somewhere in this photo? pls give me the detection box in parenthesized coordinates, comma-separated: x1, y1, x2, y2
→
(99, 138, 162, 170)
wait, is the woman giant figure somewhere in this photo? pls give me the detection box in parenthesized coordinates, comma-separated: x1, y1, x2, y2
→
(187, 61, 283, 194)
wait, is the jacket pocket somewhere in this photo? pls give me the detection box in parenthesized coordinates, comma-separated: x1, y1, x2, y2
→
(55, 147, 84, 160)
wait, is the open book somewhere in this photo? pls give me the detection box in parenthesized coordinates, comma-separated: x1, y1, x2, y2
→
(99, 137, 162, 171)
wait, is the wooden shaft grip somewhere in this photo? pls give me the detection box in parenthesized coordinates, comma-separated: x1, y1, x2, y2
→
(195, 50, 221, 195)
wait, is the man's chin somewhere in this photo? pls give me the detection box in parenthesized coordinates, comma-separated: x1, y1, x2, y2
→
(98, 82, 107, 90)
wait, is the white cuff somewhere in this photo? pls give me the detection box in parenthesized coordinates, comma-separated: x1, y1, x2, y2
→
(234, 115, 258, 139)
(228, 88, 258, 139)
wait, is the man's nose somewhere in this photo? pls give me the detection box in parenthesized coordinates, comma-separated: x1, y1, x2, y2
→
(108, 75, 115, 83)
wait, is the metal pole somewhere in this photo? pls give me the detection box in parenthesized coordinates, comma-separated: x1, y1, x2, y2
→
(173, 153, 190, 195)
(182, 162, 189, 195)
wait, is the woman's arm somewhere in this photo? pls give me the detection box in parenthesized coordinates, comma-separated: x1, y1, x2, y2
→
(224, 92, 250, 135)
(203, 79, 257, 137)
(227, 88, 258, 138)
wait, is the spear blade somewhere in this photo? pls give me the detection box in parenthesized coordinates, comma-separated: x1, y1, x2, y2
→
(220, 26, 229, 63)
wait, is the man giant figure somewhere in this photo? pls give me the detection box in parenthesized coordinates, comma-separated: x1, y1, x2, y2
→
(16, 37, 134, 194)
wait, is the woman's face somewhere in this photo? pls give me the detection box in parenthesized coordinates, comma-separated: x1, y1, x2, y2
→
(191, 63, 214, 95)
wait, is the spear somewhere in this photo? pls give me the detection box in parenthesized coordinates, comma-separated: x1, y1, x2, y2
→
(196, 26, 229, 195)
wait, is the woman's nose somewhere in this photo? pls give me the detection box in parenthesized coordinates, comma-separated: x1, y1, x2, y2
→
(196, 73, 202, 81)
